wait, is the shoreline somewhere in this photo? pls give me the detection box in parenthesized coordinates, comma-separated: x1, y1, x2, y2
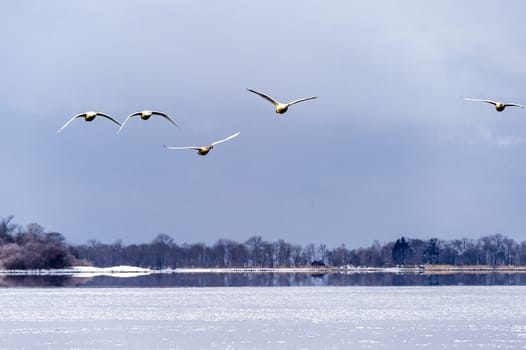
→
(1, 264, 526, 277)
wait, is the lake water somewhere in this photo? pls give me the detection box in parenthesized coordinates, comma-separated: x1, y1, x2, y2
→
(2, 271, 526, 288)
(0, 286, 525, 349)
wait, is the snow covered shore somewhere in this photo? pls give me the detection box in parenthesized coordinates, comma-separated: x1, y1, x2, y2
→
(0, 265, 153, 278)
(2, 264, 525, 277)
(0, 265, 422, 277)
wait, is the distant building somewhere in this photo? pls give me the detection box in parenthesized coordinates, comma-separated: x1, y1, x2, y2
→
(311, 260, 326, 267)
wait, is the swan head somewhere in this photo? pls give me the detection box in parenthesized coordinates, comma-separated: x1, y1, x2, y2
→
(495, 103, 505, 111)
(85, 111, 98, 121)
(276, 104, 288, 114)
(197, 145, 213, 156)
(141, 110, 153, 120)
(197, 147, 210, 156)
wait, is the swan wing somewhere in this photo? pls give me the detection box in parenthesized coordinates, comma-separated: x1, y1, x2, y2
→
(463, 98, 497, 105)
(163, 145, 200, 151)
(504, 103, 525, 109)
(152, 111, 178, 127)
(97, 112, 122, 126)
(247, 89, 279, 106)
(117, 112, 141, 134)
(57, 113, 85, 133)
(288, 96, 318, 106)
(211, 131, 240, 146)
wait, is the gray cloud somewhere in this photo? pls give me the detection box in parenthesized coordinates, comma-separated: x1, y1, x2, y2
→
(2, 1, 526, 248)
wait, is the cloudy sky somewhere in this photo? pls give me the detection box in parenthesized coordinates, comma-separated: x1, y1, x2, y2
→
(2, 1, 526, 248)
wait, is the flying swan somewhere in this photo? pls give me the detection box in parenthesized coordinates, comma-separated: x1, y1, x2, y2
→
(57, 111, 121, 133)
(118, 110, 178, 134)
(164, 131, 240, 156)
(247, 88, 318, 114)
(464, 98, 525, 112)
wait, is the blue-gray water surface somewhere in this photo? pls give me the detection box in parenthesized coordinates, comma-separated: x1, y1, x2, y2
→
(2, 272, 526, 288)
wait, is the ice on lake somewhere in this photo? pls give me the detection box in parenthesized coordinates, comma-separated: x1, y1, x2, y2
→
(0, 286, 525, 349)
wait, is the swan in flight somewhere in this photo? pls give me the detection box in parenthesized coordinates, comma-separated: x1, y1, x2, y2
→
(118, 110, 178, 134)
(247, 88, 318, 114)
(57, 111, 121, 133)
(164, 131, 240, 156)
(464, 98, 525, 112)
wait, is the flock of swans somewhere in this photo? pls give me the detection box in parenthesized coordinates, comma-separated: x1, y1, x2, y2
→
(57, 89, 521, 156)
(57, 88, 319, 156)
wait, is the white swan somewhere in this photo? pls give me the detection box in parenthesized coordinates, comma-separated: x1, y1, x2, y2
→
(118, 110, 178, 134)
(164, 131, 240, 156)
(247, 88, 318, 114)
(464, 98, 525, 112)
(57, 112, 121, 133)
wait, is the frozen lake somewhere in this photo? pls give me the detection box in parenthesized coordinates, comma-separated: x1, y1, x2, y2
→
(0, 286, 525, 349)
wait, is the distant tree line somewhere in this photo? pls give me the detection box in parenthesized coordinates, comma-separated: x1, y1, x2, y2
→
(0, 216, 84, 269)
(74, 233, 526, 269)
(2, 216, 526, 269)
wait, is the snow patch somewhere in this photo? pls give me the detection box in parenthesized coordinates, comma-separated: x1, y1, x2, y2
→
(0, 265, 152, 278)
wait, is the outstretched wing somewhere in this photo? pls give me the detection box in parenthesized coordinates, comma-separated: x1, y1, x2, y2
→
(163, 145, 200, 151)
(463, 98, 497, 105)
(97, 112, 122, 126)
(247, 88, 279, 106)
(152, 111, 178, 127)
(288, 96, 318, 106)
(504, 103, 525, 109)
(57, 113, 86, 133)
(117, 112, 141, 134)
(211, 131, 240, 146)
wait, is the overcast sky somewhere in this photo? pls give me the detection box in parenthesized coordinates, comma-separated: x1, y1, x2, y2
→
(2, 1, 526, 248)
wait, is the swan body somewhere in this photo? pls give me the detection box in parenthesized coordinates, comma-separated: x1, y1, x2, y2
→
(164, 131, 240, 156)
(247, 88, 318, 114)
(118, 110, 178, 134)
(464, 98, 525, 112)
(57, 111, 121, 133)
